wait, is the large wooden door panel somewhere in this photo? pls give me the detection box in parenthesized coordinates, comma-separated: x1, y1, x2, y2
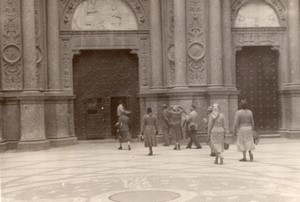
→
(73, 50, 140, 139)
(236, 47, 279, 132)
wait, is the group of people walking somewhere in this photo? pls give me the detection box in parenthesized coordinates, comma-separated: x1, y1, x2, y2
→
(116, 99, 256, 164)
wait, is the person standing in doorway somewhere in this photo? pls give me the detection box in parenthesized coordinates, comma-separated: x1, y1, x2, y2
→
(233, 99, 255, 162)
(185, 105, 201, 149)
(117, 100, 127, 117)
(161, 104, 170, 146)
(208, 103, 226, 165)
(167, 105, 184, 150)
(142, 107, 158, 156)
(117, 111, 131, 150)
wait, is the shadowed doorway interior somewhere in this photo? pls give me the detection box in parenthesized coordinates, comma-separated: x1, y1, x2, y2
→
(73, 50, 140, 140)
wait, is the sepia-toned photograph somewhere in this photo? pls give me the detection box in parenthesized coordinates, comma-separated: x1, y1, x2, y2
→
(1, 0, 300, 201)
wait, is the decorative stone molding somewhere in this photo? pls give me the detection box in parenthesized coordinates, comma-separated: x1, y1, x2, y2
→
(1, 0, 23, 90)
(233, 28, 285, 47)
(231, 0, 287, 27)
(34, 0, 46, 89)
(61, 39, 72, 88)
(139, 37, 149, 86)
(60, 0, 149, 31)
(186, 0, 206, 85)
(165, 0, 175, 86)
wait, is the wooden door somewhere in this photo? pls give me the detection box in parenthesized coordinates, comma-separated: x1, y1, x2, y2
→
(236, 46, 279, 132)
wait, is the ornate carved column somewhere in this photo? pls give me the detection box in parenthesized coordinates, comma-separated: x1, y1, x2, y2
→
(174, 0, 187, 87)
(209, 0, 223, 87)
(22, 0, 38, 91)
(18, 0, 49, 151)
(150, 0, 163, 89)
(288, 0, 300, 85)
(222, 0, 233, 87)
(47, 0, 62, 91)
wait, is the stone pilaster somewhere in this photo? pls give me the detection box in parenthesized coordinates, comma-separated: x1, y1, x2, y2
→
(150, 0, 163, 89)
(18, 0, 49, 151)
(47, 0, 62, 91)
(288, 0, 300, 85)
(222, 0, 233, 87)
(22, 0, 39, 91)
(173, 0, 187, 87)
(209, 0, 223, 87)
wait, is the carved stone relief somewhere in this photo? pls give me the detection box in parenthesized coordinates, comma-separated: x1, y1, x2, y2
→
(61, 39, 72, 88)
(139, 37, 149, 86)
(71, 0, 138, 30)
(165, 0, 175, 86)
(234, 31, 281, 47)
(1, 0, 23, 90)
(231, 0, 286, 27)
(60, 0, 149, 31)
(34, 0, 45, 89)
(186, 0, 206, 85)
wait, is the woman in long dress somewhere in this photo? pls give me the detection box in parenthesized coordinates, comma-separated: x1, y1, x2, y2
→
(233, 99, 255, 162)
(142, 107, 158, 156)
(207, 103, 226, 165)
(167, 105, 185, 150)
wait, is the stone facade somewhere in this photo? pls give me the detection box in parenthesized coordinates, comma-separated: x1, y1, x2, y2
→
(0, 0, 299, 151)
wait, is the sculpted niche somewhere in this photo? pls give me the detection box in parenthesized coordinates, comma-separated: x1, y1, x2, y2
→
(71, 0, 138, 30)
(61, 0, 148, 30)
(231, 0, 286, 27)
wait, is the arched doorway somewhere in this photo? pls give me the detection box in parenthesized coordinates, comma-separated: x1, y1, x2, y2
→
(236, 46, 279, 133)
(73, 50, 140, 139)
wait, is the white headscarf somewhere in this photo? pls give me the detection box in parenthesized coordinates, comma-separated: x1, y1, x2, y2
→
(211, 103, 220, 119)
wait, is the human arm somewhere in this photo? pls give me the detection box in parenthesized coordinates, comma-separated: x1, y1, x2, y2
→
(233, 112, 239, 136)
(207, 115, 214, 136)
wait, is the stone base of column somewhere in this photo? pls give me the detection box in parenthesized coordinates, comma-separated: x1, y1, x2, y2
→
(48, 137, 78, 147)
(280, 131, 300, 139)
(0, 141, 7, 152)
(17, 140, 50, 151)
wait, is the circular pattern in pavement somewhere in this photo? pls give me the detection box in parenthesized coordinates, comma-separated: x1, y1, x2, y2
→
(109, 190, 180, 202)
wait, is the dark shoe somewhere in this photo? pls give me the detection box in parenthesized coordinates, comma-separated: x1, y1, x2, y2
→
(163, 144, 169, 146)
(186, 146, 192, 149)
(148, 152, 153, 156)
(210, 153, 216, 157)
(118, 146, 122, 150)
(174, 146, 177, 150)
(220, 157, 224, 165)
(178, 144, 180, 150)
(249, 152, 253, 162)
(195, 146, 202, 149)
(128, 146, 131, 150)
(239, 158, 247, 162)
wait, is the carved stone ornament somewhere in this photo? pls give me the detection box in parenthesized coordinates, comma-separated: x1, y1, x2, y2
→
(139, 37, 149, 86)
(231, 0, 286, 27)
(234, 32, 281, 47)
(186, 0, 206, 85)
(1, 0, 23, 90)
(60, 0, 149, 30)
(61, 39, 72, 88)
(165, 0, 175, 85)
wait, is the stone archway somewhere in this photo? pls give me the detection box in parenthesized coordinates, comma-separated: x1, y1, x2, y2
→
(231, 0, 287, 27)
(232, 0, 287, 134)
(60, 0, 149, 31)
(58, 0, 151, 139)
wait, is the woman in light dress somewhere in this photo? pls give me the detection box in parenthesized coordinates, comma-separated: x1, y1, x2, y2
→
(233, 99, 255, 162)
(142, 107, 158, 156)
(207, 103, 226, 165)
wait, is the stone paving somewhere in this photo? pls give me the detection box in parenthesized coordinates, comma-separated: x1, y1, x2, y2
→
(1, 138, 300, 202)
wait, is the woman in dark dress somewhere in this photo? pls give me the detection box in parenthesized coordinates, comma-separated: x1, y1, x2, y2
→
(142, 107, 158, 156)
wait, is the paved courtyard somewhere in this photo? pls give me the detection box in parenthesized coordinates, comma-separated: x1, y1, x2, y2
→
(1, 138, 300, 202)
